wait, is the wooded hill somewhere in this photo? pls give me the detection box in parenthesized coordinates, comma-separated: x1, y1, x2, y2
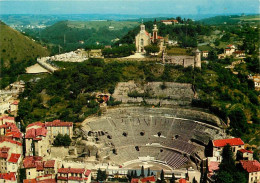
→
(0, 21, 49, 88)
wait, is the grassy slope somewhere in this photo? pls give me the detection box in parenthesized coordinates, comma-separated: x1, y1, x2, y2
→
(0, 21, 49, 68)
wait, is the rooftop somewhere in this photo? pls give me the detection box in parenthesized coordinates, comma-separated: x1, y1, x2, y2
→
(212, 138, 244, 147)
(8, 153, 21, 163)
(240, 160, 260, 173)
(45, 119, 73, 127)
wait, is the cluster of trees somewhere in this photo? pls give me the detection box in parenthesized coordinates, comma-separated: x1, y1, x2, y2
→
(53, 134, 72, 146)
(0, 58, 36, 89)
(102, 44, 136, 58)
(144, 44, 160, 55)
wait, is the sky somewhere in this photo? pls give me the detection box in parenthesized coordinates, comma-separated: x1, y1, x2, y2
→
(0, 0, 259, 15)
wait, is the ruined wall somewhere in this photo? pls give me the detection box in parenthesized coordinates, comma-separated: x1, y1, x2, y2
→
(112, 81, 194, 106)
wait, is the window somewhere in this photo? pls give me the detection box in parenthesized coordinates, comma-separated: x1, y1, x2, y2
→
(141, 39, 144, 46)
(28, 172, 30, 175)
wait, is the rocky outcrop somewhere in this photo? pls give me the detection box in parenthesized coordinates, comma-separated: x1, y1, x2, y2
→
(112, 81, 194, 106)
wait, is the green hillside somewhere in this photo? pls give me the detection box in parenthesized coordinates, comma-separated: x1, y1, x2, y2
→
(0, 21, 49, 88)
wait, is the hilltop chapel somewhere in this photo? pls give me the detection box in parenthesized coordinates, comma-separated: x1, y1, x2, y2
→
(135, 20, 165, 53)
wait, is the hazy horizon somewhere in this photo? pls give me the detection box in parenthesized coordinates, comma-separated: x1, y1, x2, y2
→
(0, 0, 259, 15)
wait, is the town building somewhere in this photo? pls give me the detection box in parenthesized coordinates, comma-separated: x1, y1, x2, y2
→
(0, 172, 17, 182)
(252, 75, 260, 91)
(23, 156, 44, 180)
(162, 49, 201, 68)
(161, 19, 179, 25)
(211, 138, 244, 162)
(0, 115, 15, 125)
(202, 51, 209, 58)
(135, 21, 165, 53)
(0, 139, 22, 174)
(239, 160, 260, 183)
(25, 122, 49, 157)
(237, 149, 254, 160)
(45, 120, 73, 144)
(57, 167, 91, 183)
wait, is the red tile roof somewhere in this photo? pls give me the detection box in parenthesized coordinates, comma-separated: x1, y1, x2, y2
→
(25, 127, 47, 139)
(11, 101, 19, 105)
(240, 160, 260, 173)
(0, 138, 22, 146)
(131, 178, 139, 183)
(85, 169, 91, 177)
(161, 19, 178, 23)
(179, 178, 187, 183)
(44, 160, 55, 168)
(140, 176, 156, 182)
(58, 168, 85, 174)
(45, 120, 73, 127)
(8, 153, 21, 163)
(0, 172, 16, 181)
(208, 161, 219, 173)
(212, 138, 244, 147)
(6, 131, 22, 139)
(36, 161, 44, 171)
(27, 122, 45, 129)
(23, 156, 43, 169)
(23, 179, 37, 183)
(239, 149, 253, 154)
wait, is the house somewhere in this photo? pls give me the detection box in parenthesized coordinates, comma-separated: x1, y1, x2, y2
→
(23, 157, 57, 181)
(57, 167, 91, 183)
(0, 122, 22, 141)
(224, 44, 236, 56)
(88, 49, 103, 58)
(0, 172, 17, 183)
(233, 50, 245, 58)
(237, 149, 254, 161)
(202, 51, 209, 58)
(45, 120, 73, 143)
(0, 139, 22, 174)
(0, 115, 15, 125)
(9, 101, 19, 114)
(23, 156, 44, 180)
(25, 122, 49, 157)
(252, 75, 260, 91)
(239, 160, 260, 183)
(161, 19, 179, 25)
(135, 21, 165, 53)
(207, 161, 219, 179)
(211, 138, 244, 162)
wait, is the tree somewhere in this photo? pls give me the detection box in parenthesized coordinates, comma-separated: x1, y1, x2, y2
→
(215, 171, 233, 183)
(160, 169, 165, 183)
(134, 170, 137, 178)
(140, 166, 145, 177)
(53, 134, 72, 146)
(218, 144, 236, 174)
(170, 173, 175, 183)
(228, 107, 248, 137)
(147, 168, 151, 176)
(96, 168, 107, 181)
(144, 44, 160, 55)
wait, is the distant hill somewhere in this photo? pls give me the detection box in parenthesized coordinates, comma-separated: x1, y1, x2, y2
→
(24, 20, 139, 53)
(199, 14, 260, 25)
(0, 21, 49, 88)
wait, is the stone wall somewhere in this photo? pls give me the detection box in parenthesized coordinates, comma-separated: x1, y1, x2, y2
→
(112, 81, 194, 106)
